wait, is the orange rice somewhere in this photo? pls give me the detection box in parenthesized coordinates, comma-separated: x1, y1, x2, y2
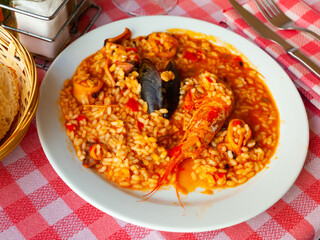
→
(59, 29, 279, 193)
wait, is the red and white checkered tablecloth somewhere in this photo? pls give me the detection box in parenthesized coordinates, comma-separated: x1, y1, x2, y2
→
(1, 0, 320, 239)
(224, 0, 320, 110)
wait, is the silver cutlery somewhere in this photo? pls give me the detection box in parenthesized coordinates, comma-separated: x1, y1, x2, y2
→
(254, 0, 320, 41)
(229, 0, 320, 78)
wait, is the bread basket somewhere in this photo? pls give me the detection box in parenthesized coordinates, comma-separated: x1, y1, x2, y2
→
(0, 26, 39, 161)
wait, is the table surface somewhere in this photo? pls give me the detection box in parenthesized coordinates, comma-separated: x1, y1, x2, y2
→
(1, 0, 320, 239)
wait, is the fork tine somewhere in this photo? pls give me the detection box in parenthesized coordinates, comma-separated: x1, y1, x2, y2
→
(260, 0, 276, 17)
(261, 0, 277, 16)
(254, 0, 272, 20)
(266, 0, 282, 14)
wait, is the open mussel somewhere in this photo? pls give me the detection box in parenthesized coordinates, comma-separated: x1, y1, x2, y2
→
(139, 58, 180, 119)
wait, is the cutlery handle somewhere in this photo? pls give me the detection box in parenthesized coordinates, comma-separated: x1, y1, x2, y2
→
(293, 27, 320, 42)
(306, 31, 320, 42)
(288, 48, 320, 78)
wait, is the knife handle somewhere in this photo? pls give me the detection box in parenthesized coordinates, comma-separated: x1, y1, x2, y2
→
(288, 48, 320, 78)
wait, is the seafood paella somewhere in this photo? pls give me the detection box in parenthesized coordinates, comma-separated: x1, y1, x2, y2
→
(59, 28, 279, 202)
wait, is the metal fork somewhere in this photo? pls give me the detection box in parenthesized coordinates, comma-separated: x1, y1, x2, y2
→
(254, 0, 320, 41)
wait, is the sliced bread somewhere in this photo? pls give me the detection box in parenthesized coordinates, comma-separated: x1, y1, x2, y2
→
(0, 64, 20, 141)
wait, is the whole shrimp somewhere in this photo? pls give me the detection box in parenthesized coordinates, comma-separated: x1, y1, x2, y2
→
(144, 72, 234, 203)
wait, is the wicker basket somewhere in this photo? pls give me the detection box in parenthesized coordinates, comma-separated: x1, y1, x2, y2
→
(0, 26, 39, 161)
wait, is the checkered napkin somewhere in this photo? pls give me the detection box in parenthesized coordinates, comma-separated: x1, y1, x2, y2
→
(223, 0, 320, 110)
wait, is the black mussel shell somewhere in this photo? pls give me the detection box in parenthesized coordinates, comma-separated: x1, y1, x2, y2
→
(162, 60, 180, 119)
(138, 58, 180, 119)
(139, 59, 162, 114)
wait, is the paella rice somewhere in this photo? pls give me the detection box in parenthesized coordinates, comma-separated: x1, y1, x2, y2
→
(59, 28, 279, 197)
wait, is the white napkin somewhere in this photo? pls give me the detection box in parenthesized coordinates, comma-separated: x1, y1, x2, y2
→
(12, 0, 64, 17)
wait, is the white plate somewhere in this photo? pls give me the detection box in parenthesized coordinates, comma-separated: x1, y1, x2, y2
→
(36, 16, 309, 232)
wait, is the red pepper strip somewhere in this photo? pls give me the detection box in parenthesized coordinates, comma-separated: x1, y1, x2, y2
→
(234, 56, 243, 66)
(233, 120, 241, 126)
(234, 56, 242, 62)
(137, 121, 144, 131)
(77, 115, 86, 122)
(183, 51, 198, 62)
(167, 145, 182, 158)
(206, 76, 213, 83)
(65, 123, 76, 131)
(89, 145, 94, 152)
(217, 172, 225, 178)
(183, 90, 194, 111)
(126, 47, 138, 53)
(126, 97, 139, 112)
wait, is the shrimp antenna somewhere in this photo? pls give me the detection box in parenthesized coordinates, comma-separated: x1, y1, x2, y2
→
(143, 159, 180, 199)
(175, 184, 185, 209)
